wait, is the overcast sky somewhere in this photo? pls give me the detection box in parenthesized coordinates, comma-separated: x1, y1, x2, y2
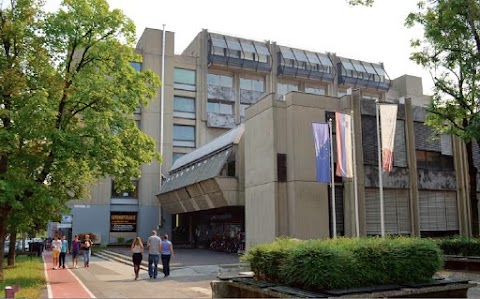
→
(45, 0, 433, 94)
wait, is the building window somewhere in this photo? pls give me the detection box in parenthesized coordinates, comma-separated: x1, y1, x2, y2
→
(416, 150, 454, 170)
(111, 180, 138, 198)
(240, 78, 265, 92)
(173, 152, 186, 164)
(130, 62, 142, 71)
(207, 73, 233, 88)
(173, 125, 195, 147)
(337, 90, 347, 97)
(207, 100, 234, 115)
(305, 86, 326, 96)
(174, 68, 196, 91)
(277, 82, 298, 99)
(173, 96, 195, 119)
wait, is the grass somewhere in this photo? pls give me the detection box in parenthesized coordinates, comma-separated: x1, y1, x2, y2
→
(1, 256, 46, 299)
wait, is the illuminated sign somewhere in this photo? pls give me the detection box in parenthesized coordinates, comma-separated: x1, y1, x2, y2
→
(110, 212, 137, 232)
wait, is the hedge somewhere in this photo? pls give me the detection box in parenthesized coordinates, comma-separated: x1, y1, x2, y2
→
(435, 236, 480, 256)
(242, 237, 443, 290)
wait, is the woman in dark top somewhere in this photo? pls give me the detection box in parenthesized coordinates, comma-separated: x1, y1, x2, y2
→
(71, 235, 81, 268)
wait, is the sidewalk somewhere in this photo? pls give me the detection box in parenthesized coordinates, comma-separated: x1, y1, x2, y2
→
(41, 249, 221, 298)
(43, 251, 95, 298)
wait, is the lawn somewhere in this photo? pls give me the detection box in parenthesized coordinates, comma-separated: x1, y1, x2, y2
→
(1, 256, 46, 299)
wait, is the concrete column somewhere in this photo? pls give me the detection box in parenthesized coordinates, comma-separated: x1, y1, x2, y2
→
(268, 42, 278, 96)
(404, 98, 420, 236)
(199, 29, 209, 123)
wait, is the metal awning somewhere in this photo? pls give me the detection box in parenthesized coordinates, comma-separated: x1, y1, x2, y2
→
(160, 149, 230, 193)
(157, 125, 245, 214)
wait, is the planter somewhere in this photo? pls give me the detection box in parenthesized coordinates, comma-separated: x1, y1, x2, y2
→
(211, 278, 476, 298)
(444, 255, 480, 271)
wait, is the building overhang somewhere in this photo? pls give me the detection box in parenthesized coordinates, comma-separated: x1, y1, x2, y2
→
(157, 125, 245, 214)
(157, 177, 241, 214)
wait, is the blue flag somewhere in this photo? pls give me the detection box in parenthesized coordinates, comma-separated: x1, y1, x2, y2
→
(312, 122, 331, 183)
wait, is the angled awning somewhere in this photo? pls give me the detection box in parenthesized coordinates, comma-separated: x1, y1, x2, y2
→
(157, 125, 245, 214)
(160, 149, 230, 193)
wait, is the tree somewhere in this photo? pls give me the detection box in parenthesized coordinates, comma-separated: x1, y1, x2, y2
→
(0, 0, 160, 281)
(347, 0, 374, 6)
(406, 0, 480, 236)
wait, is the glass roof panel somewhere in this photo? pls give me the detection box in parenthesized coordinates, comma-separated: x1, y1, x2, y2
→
(351, 60, 367, 73)
(318, 54, 333, 67)
(225, 38, 242, 51)
(279, 46, 295, 59)
(372, 64, 386, 76)
(253, 42, 270, 55)
(305, 52, 320, 64)
(292, 49, 308, 62)
(211, 37, 227, 48)
(340, 57, 355, 71)
(362, 62, 377, 75)
(240, 41, 256, 53)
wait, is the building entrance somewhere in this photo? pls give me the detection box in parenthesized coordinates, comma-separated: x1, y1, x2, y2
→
(172, 206, 244, 253)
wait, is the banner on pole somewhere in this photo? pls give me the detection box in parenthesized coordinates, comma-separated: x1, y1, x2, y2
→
(312, 122, 331, 183)
(335, 112, 353, 178)
(379, 104, 398, 172)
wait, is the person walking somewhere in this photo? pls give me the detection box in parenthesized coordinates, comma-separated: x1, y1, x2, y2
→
(161, 234, 174, 277)
(51, 235, 62, 270)
(131, 237, 144, 280)
(59, 235, 69, 269)
(81, 234, 93, 267)
(71, 235, 81, 268)
(147, 230, 161, 279)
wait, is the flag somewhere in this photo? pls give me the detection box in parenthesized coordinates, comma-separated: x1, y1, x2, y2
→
(312, 123, 331, 183)
(380, 104, 398, 172)
(335, 112, 353, 178)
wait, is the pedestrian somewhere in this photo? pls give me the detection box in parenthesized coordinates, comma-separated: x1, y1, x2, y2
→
(59, 235, 69, 269)
(131, 237, 144, 280)
(146, 230, 161, 279)
(71, 235, 81, 268)
(51, 235, 62, 270)
(161, 234, 175, 277)
(81, 234, 93, 267)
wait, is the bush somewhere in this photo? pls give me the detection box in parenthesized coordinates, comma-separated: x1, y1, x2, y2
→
(243, 237, 443, 290)
(241, 237, 301, 282)
(435, 236, 480, 256)
(117, 237, 125, 244)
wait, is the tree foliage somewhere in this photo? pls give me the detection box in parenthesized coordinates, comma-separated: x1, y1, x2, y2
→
(347, 0, 374, 6)
(0, 0, 160, 280)
(406, 0, 480, 235)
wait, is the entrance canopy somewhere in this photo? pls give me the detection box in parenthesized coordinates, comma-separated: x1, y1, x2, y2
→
(157, 125, 244, 214)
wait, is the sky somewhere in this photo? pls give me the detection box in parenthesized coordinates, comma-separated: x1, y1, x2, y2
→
(45, 0, 433, 94)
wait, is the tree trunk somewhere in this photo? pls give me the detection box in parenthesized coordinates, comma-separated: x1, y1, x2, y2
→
(7, 227, 17, 266)
(466, 141, 479, 236)
(0, 205, 12, 282)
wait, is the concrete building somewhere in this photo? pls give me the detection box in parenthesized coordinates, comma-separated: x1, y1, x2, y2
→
(63, 27, 479, 247)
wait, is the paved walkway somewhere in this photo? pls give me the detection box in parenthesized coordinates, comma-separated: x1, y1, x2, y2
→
(40, 248, 235, 298)
(43, 251, 95, 298)
(40, 248, 480, 298)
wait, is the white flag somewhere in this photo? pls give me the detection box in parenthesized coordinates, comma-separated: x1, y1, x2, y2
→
(380, 104, 398, 172)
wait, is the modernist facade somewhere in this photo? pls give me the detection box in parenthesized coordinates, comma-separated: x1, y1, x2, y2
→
(61, 27, 480, 247)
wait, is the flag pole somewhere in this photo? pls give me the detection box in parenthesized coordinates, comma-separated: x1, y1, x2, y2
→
(329, 118, 337, 238)
(376, 100, 385, 237)
(351, 110, 359, 238)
